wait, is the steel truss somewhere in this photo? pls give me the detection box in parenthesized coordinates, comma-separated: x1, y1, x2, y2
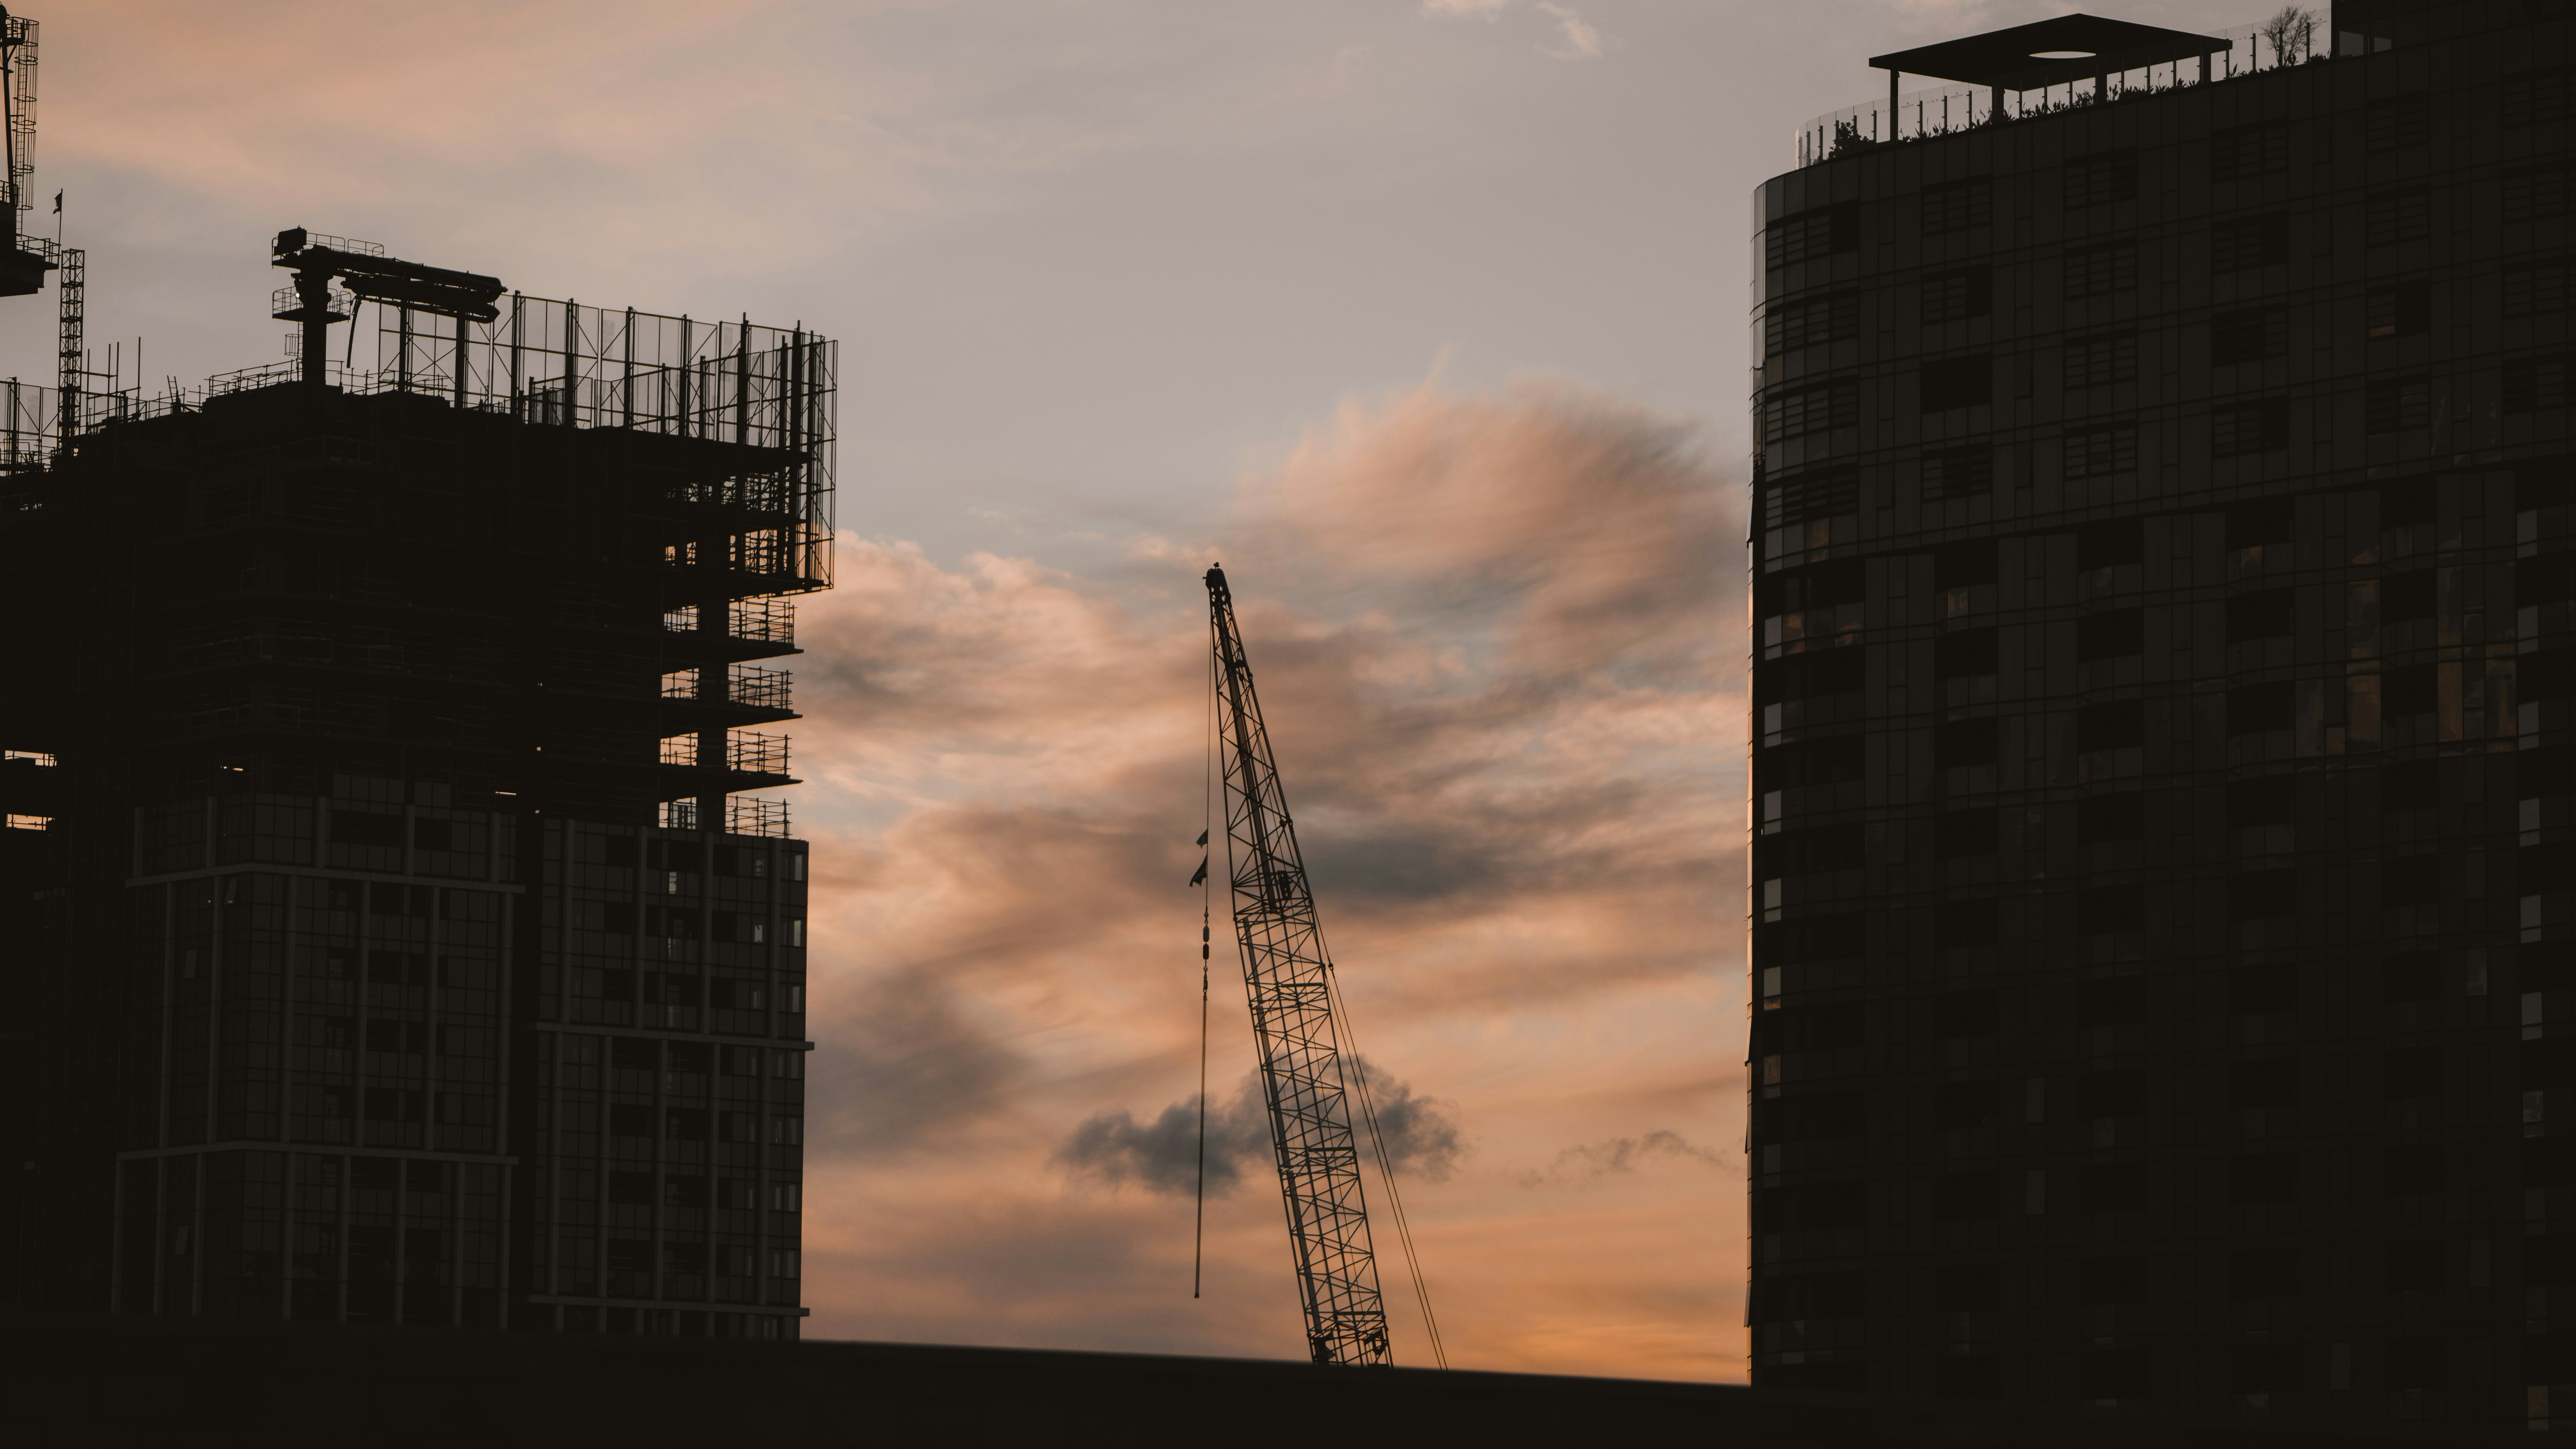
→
(1205, 564, 1391, 1367)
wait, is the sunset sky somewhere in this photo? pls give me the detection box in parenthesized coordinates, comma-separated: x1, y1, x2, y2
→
(20, 0, 2265, 1381)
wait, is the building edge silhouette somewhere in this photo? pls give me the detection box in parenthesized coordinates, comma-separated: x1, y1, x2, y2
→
(0, 259, 835, 1339)
(1749, 0, 2570, 1426)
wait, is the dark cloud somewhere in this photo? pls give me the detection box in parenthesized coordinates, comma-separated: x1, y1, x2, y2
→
(1059, 1063, 1464, 1196)
(809, 967, 1026, 1158)
(1299, 829, 1494, 903)
(1356, 1066, 1466, 1183)
(1519, 1130, 1731, 1188)
(1056, 1078, 1268, 1197)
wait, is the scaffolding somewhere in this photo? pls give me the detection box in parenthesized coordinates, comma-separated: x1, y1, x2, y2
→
(6, 294, 839, 599)
(1, 236, 840, 838)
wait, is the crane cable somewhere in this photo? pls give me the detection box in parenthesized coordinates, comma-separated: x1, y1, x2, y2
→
(1314, 927, 1448, 1369)
(1195, 640, 1215, 1300)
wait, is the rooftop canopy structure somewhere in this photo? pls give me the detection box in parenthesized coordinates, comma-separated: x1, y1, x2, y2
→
(1870, 12, 2230, 106)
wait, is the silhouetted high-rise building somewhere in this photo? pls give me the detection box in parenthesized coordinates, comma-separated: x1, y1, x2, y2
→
(0, 235, 834, 1339)
(1748, 0, 2569, 1426)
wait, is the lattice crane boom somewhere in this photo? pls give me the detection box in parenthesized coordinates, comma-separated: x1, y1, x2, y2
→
(1204, 563, 1393, 1367)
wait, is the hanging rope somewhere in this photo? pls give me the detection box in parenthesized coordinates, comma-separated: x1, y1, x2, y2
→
(1194, 638, 1216, 1299)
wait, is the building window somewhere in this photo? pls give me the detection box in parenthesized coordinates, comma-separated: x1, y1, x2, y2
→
(2063, 149, 2136, 209)
(2365, 282, 2430, 338)
(2212, 400, 2290, 457)
(2384, 663, 2438, 719)
(2227, 682, 2295, 734)
(2229, 1152, 2301, 1205)
(1934, 718, 2000, 769)
(1937, 1072, 1988, 1129)
(1933, 628, 1997, 681)
(2506, 357, 2569, 415)
(2064, 243, 2136, 299)
(2365, 377, 2431, 434)
(2078, 884, 2143, 937)
(1919, 356, 1991, 412)
(1934, 1171, 1997, 1222)
(2211, 215, 2288, 273)
(1920, 177, 1992, 236)
(1922, 446, 1992, 500)
(2505, 167, 2572, 225)
(2210, 121, 2288, 181)
(1766, 205, 1856, 269)
(2504, 67, 2572, 128)
(1763, 381, 1858, 441)
(2364, 189, 2432, 247)
(2504, 257, 2569, 319)
(2076, 608, 2144, 662)
(2363, 93, 2431, 152)
(2080, 1162, 2152, 1213)
(2076, 519, 2142, 571)
(2063, 426, 2137, 479)
(1763, 467, 1858, 534)
(2210, 309, 2286, 364)
(2064, 334, 2137, 389)
(1918, 268, 1990, 325)
(1765, 292, 1862, 355)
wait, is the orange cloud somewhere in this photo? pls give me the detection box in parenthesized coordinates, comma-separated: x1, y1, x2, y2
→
(791, 378, 1749, 1379)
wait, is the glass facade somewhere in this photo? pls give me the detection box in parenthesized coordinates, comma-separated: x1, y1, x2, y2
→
(107, 793, 810, 1337)
(1748, 0, 2570, 1422)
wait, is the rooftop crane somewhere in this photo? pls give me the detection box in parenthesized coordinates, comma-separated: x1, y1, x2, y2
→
(0, 5, 49, 299)
(0, 6, 87, 455)
(1203, 563, 1441, 1368)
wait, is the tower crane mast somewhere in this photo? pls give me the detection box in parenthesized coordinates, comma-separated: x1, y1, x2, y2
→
(1204, 563, 1393, 1367)
(0, 5, 46, 298)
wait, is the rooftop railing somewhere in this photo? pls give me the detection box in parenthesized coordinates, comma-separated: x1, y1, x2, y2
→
(1791, 16, 2360, 168)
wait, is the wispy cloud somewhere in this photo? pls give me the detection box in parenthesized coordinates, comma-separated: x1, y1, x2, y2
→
(1520, 1130, 1731, 1187)
(1535, 3, 1617, 61)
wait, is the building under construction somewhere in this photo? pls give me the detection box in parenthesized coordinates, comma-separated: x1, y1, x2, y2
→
(0, 213, 836, 1335)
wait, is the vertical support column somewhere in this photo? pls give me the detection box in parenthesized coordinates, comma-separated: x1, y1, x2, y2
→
(697, 576, 727, 836)
(560, 299, 579, 425)
(622, 307, 636, 430)
(678, 316, 693, 440)
(297, 271, 334, 389)
(1887, 69, 1899, 139)
(452, 313, 468, 408)
(734, 315, 751, 448)
(508, 293, 523, 417)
